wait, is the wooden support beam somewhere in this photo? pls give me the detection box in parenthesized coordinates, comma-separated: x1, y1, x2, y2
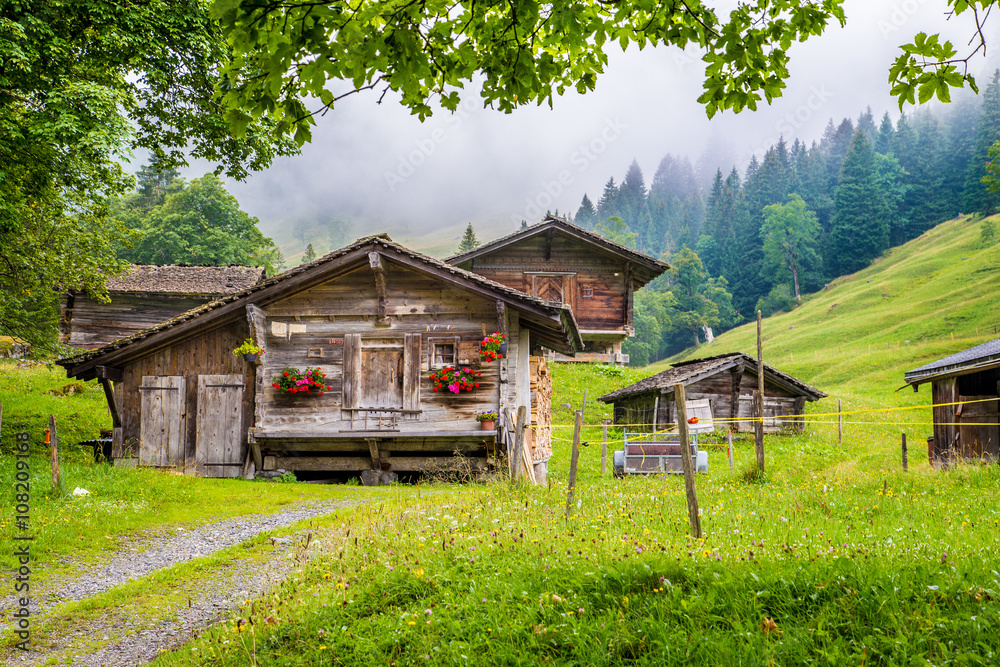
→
(496, 299, 507, 335)
(623, 261, 633, 331)
(511, 406, 528, 482)
(369, 252, 391, 327)
(96, 365, 124, 382)
(367, 438, 380, 470)
(99, 377, 122, 428)
(263, 455, 489, 473)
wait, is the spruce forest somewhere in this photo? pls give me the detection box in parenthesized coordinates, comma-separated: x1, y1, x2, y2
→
(570, 75, 1000, 366)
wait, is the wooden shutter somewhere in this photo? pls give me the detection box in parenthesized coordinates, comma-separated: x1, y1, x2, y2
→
(342, 333, 362, 409)
(403, 333, 422, 412)
(139, 376, 186, 468)
(195, 375, 245, 478)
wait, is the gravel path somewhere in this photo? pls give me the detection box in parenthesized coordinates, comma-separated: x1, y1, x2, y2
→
(3, 499, 358, 665)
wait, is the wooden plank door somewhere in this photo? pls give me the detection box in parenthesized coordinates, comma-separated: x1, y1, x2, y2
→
(533, 276, 564, 302)
(139, 376, 186, 468)
(959, 396, 999, 460)
(195, 375, 245, 478)
(359, 338, 404, 408)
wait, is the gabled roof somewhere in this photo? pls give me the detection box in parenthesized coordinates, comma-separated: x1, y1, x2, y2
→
(598, 352, 827, 403)
(447, 215, 669, 287)
(59, 235, 583, 379)
(104, 265, 265, 295)
(904, 337, 1000, 386)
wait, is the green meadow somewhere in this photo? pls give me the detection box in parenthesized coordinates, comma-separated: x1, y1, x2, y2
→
(1, 214, 998, 663)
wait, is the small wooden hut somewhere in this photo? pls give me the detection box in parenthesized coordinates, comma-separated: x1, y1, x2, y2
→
(60, 265, 265, 349)
(904, 338, 1000, 464)
(598, 353, 826, 432)
(448, 215, 668, 364)
(57, 235, 581, 481)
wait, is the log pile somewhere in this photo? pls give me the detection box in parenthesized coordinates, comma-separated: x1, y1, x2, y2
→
(530, 356, 552, 461)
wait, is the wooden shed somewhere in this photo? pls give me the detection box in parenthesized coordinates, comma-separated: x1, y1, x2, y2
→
(904, 338, 1000, 465)
(598, 353, 826, 432)
(57, 235, 581, 481)
(448, 215, 668, 364)
(60, 265, 265, 349)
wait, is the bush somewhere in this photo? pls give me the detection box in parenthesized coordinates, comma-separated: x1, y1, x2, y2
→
(756, 283, 794, 317)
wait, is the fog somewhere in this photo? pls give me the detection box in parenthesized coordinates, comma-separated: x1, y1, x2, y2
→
(203, 0, 987, 250)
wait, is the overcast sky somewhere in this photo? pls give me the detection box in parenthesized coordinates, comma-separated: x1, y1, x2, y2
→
(201, 1, 988, 248)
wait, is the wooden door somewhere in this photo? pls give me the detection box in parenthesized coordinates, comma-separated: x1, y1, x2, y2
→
(359, 338, 404, 408)
(195, 375, 245, 478)
(534, 276, 564, 302)
(139, 376, 186, 468)
(958, 396, 1000, 460)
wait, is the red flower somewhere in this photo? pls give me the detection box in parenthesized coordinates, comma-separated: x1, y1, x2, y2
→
(474, 382, 479, 387)
(272, 382, 279, 388)
(318, 391, 324, 396)
(326, 385, 332, 390)
(433, 387, 438, 392)
(289, 388, 297, 393)
(283, 372, 289, 376)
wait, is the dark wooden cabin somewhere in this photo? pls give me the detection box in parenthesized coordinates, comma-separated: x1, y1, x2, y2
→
(598, 353, 826, 432)
(904, 338, 1000, 465)
(60, 265, 265, 349)
(57, 235, 581, 481)
(448, 215, 668, 364)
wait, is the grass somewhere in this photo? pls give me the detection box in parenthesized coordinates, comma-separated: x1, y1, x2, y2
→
(4, 215, 999, 663)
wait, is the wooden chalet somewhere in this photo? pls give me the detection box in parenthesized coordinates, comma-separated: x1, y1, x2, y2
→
(598, 353, 826, 432)
(904, 338, 1000, 464)
(60, 265, 265, 349)
(57, 235, 580, 481)
(448, 215, 668, 364)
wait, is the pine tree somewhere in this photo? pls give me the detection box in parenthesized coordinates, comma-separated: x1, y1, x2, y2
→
(575, 194, 597, 228)
(875, 112, 895, 154)
(301, 243, 316, 264)
(457, 223, 480, 252)
(830, 132, 888, 275)
(856, 107, 877, 144)
(597, 177, 619, 221)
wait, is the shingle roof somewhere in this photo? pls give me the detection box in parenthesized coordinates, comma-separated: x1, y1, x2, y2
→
(904, 337, 1000, 385)
(446, 215, 669, 286)
(58, 234, 582, 370)
(597, 352, 826, 403)
(106, 265, 264, 295)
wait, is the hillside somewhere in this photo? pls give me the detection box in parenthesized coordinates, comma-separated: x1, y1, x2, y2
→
(653, 214, 999, 400)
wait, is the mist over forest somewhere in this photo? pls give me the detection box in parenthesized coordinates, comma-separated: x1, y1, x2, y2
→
(198, 0, 988, 259)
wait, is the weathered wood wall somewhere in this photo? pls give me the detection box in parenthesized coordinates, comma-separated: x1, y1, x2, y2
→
(255, 263, 518, 437)
(113, 320, 254, 475)
(931, 370, 1000, 464)
(462, 234, 627, 333)
(62, 293, 214, 349)
(612, 368, 808, 433)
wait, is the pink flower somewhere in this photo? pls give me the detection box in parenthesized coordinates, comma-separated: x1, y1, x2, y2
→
(448, 383, 460, 394)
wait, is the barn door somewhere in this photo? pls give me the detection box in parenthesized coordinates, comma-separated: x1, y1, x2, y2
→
(359, 338, 404, 408)
(195, 375, 245, 478)
(959, 396, 1000, 460)
(534, 276, 564, 302)
(139, 376, 186, 468)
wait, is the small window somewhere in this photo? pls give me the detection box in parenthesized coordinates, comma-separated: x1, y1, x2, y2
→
(432, 342, 456, 367)
(581, 286, 594, 299)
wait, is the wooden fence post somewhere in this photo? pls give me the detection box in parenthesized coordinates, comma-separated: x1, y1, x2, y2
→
(565, 410, 583, 520)
(838, 399, 843, 445)
(49, 414, 60, 492)
(601, 419, 610, 475)
(902, 432, 908, 471)
(755, 311, 765, 473)
(727, 429, 734, 472)
(675, 383, 702, 539)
